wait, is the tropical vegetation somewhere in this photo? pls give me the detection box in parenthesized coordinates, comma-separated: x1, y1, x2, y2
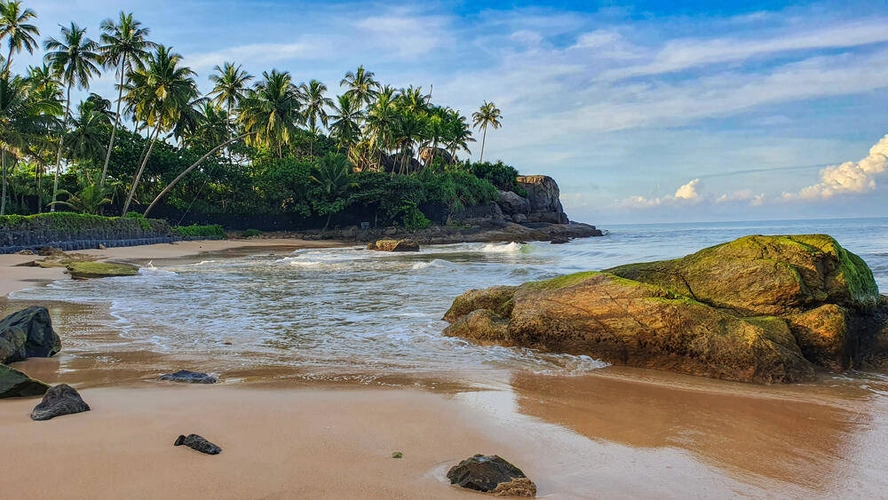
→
(0, 4, 514, 231)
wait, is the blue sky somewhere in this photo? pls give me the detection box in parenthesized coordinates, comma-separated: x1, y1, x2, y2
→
(18, 0, 888, 223)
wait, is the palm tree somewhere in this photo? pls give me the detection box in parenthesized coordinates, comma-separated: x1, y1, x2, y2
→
(300, 79, 332, 156)
(99, 12, 155, 186)
(328, 93, 362, 157)
(43, 22, 101, 211)
(471, 101, 502, 163)
(121, 45, 198, 215)
(24, 63, 62, 211)
(339, 65, 379, 107)
(65, 99, 109, 164)
(208, 61, 252, 155)
(443, 109, 474, 161)
(0, 1, 39, 75)
(0, 74, 59, 214)
(390, 109, 425, 175)
(238, 69, 302, 158)
(364, 85, 396, 170)
(310, 152, 355, 230)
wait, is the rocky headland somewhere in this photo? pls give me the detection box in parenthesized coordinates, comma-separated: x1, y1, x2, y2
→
(443, 234, 888, 384)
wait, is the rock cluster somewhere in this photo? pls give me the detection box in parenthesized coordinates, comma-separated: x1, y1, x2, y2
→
(443, 235, 888, 384)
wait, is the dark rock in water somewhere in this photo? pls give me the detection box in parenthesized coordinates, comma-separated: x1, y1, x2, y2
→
(174, 434, 222, 455)
(158, 370, 217, 384)
(0, 306, 62, 364)
(367, 239, 420, 252)
(447, 454, 536, 497)
(30, 384, 90, 420)
(550, 236, 570, 244)
(0, 364, 49, 399)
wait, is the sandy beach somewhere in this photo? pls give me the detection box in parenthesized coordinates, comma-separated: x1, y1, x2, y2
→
(3, 238, 888, 499)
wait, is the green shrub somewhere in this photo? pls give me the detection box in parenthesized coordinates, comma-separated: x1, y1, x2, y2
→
(172, 224, 226, 239)
(241, 229, 262, 238)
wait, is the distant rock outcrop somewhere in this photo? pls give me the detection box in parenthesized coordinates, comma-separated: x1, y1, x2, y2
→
(516, 175, 568, 224)
(443, 235, 888, 384)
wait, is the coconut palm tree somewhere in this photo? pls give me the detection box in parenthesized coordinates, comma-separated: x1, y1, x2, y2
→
(121, 45, 198, 215)
(24, 63, 62, 211)
(328, 93, 362, 157)
(65, 98, 110, 164)
(443, 109, 474, 161)
(364, 85, 396, 170)
(300, 79, 332, 156)
(339, 65, 379, 107)
(390, 109, 425, 175)
(98, 12, 155, 186)
(310, 152, 355, 230)
(0, 73, 59, 214)
(471, 101, 501, 163)
(43, 22, 101, 210)
(0, 1, 39, 75)
(238, 69, 302, 158)
(208, 61, 252, 155)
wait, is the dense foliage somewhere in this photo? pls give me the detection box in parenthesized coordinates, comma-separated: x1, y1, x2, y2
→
(0, 4, 517, 231)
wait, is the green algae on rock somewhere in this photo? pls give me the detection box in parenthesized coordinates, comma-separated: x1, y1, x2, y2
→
(66, 261, 140, 280)
(442, 234, 887, 384)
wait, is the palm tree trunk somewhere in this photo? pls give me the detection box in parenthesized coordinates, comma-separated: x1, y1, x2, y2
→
(101, 60, 127, 186)
(479, 126, 487, 163)
(122, 122, 161, 215)
(5, 46, 13, 75)
(143, 133, 250, 217)
(51, 84, 73, 212)
(1, 149, 7, 215)
(36, 163, 42, 213)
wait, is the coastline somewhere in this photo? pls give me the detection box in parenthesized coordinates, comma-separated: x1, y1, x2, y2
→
(2, 237, 888, 498)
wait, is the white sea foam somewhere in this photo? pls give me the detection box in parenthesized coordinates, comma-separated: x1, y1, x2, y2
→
(411, 259, 454, 270)
(480, 242, 524, 253)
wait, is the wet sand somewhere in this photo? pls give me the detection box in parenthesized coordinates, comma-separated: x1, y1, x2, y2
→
(3, 239, 888, 498)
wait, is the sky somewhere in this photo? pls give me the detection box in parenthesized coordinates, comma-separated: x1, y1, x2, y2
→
(15, 0, 888, 224)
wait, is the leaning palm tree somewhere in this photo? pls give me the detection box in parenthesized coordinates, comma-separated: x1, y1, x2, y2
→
(0, 1, 39, 75)
(339, 65, 379, 107)
(120, 45, 198, 215)
(208, 61, 252, 152)
(98, 12, 155, 186)
(471, 101, 502, 163)
(238, 69, 302, 158)
(43, 22, 101, 210)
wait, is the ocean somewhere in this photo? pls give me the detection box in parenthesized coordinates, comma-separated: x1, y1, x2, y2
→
(10, 217, 888, 381)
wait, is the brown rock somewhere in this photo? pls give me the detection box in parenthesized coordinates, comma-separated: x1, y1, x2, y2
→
(368, 239, 420, 252)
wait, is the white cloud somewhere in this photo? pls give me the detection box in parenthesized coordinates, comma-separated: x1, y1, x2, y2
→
(621, 179, 703, 208)
(787, 134, 888, 200)
(674, 178, 700, 200)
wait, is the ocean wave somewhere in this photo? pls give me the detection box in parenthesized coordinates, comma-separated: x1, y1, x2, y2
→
(411, 259, 455, 270)
(480, 242, 525, 254)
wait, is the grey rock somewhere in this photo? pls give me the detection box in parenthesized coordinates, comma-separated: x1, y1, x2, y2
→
(159, 370, 217, 384)
(174, 433, 222, 455)
(497, 190, 530, 216)
(0, 306, 62, 364)
(30, 384, 90, 420)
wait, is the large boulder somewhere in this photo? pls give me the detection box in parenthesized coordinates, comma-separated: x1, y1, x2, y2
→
(67, 261, 139, 279)
(443, 235, 887, 383)
(497, 190, 530, 216)
(0, 306, 61, 364)
(0, 364, 49, 399)
(516, 175, 568, 224)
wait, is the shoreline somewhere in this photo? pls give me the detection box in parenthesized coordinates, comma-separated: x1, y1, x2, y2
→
(2, 236, 888, 498)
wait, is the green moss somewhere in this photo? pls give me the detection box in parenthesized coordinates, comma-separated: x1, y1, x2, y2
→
(525, 271, 601, 290)
(67, 261, 140, 279)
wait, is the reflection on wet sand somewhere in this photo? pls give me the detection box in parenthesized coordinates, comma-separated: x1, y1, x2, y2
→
(510, 368, 888, 496)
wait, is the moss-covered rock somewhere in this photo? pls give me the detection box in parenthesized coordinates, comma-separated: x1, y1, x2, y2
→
(66, 261, 139, 279)
(0, 364, 49, 398)
(443, 234, 887, 384)
(367, 239, 420, 252)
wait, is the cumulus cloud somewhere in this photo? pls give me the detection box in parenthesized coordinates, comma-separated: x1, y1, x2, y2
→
(622, 179, 702, 207)
(786, 134, 888, 200)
